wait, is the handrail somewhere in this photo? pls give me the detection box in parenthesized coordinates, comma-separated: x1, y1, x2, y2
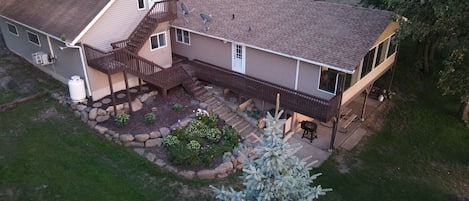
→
(110, 0, 177, 49)
(190, 60, 340, 122)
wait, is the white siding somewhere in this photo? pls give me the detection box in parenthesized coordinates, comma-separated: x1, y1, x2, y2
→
(79, 0, 148, 51)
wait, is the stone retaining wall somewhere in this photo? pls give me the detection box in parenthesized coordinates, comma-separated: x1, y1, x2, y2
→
(51, 90, 249, 180)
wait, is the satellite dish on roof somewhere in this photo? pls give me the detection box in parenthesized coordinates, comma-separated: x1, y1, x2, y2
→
(181, 3, 189, 15)
(200, 13, 212, 32)
(181, 3, 194, 24)
(200, 13, 212, 24)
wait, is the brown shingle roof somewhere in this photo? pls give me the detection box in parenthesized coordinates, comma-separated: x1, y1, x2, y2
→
(0, 0, 111, 42)
(172, 0, 393, 72)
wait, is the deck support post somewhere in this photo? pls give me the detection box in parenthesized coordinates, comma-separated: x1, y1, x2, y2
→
(387, 64, 396, 94)
(108, 74, 117, 115)
(123, 71, 133, 113)
(361, 84, 373, 121)
(329, 73, 346, 152)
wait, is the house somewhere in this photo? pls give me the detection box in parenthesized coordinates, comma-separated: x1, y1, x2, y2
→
(0, 0, 397, 150)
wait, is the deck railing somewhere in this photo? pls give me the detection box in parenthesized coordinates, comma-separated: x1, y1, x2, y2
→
(190, 60, 340, 122)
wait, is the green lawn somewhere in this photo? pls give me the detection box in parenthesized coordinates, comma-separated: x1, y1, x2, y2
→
(0, 96, 242, 200)
(1, 43, 467, 200)
(315, 45, 469, 201)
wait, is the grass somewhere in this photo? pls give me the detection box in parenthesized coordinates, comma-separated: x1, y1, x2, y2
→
(314, 43, 469, 201)
(0, 96, 240, 200)
(1, 41, 467, 200)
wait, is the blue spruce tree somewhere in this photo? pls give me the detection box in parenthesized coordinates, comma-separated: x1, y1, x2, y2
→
(211, 96, 331, 200)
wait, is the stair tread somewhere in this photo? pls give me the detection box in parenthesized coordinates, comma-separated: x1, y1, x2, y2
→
(220, 112, 237, 122)
(235, 121, 250, 131)
(227, 116, 243, 126)
(214, 107, 230, 116)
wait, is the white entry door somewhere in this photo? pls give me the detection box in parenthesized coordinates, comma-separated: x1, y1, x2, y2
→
(232, 43, 246, 74)
(148, 0, 164, 12)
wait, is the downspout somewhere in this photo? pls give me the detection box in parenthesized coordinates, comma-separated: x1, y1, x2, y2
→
(65, 43, 92, 97)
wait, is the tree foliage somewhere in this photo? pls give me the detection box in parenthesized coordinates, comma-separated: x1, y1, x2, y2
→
(211, 110, 331, 200)
(361, 0, 469, 121)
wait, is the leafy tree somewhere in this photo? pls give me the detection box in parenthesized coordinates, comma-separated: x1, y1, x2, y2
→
(360, 0, 469, 123)
(211, 109, 331, 200)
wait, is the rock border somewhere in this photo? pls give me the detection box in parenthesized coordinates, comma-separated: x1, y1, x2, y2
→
(51, 90, 249, 180)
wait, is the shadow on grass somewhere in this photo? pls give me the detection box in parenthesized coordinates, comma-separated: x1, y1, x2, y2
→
(0, 97, 240, 201)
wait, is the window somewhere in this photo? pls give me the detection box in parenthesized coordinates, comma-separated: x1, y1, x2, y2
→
(27, 31, 40, 46)
(387, 35, 397, 58)
(7, 23, 18, 36)
(137, 0, 145, 10)
(319, 67, 338, 94)
(375, 38, 389, 67)
(150, 32, 166, 50)
(175, 28, 190, 45)
(360, 48, 375, 78)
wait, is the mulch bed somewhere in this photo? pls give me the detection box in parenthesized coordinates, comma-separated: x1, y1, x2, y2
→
(98, 86, 201, 134)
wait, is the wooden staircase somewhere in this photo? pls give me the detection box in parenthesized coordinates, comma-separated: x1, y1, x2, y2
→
(111, 0, 177, 53)
(196, 94, 263, 146)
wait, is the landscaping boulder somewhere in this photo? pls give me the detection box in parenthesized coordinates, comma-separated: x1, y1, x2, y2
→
(154, 159, 166, 167)
(97, 108, 107, 116)
(135, 134, 149, 142)
(131, 99, 143, 112)
(145, 152, 156, 162)
(133, 148, 145, 156)
(159, 127, 170, 138)
(120, 134, 134, 142)
(179, 171, 195, 179)
(88, 108, 98, 120)
(96, 114, 110, 123)
(145, 138, 163, 148)
(197, 169, 217, 180)
(76, 104, 87, 111)
(149, 131, 161, 139)
(124, 142, 144, 147)
(94, 125, 108, 134)
(81, 111, 89, 123)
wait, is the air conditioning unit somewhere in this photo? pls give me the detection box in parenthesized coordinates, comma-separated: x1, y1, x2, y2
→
(32, 52, 55, 66)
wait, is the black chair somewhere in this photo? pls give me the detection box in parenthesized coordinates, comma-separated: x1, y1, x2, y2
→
(301, 121, 317, 143)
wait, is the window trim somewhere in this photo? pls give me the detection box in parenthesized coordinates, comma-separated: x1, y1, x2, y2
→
(175, 28, 190, 45)
(137, 0, 146, 10)
(149, 32, 167, 51)
(7, 23, 19, 36)
(317, 66, 338, 95)
(26, 31, 41, 46)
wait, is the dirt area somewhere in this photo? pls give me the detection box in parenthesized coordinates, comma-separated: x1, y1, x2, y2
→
(98, 86, 200, 134)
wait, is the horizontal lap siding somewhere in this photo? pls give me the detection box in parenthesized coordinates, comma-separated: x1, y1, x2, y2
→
(138, 22, 172, 68)
(171, 29, 231, 70)
(80, 0, 147, 51)
(0, 18, 83, 84)
(245, 47, 296, 89)
(297, 61, 333, 100)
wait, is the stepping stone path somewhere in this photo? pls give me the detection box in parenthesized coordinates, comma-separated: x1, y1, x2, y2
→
(92, 102, 103, 108)
(117, 93, 126, 99)
(129, 88, 138, 93)
(101, 98, 111, 104)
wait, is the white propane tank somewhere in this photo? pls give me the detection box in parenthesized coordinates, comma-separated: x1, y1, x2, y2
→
(68, 76, 86, 103)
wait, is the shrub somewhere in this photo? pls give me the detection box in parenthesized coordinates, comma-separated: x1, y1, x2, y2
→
(196, 113, 219, 128)
(223, 126, 239, 148)
(171, 103, 182, 112)
(144, 112, 156, 124)
(186, 119, 208, 139)
(186, 140, 201, 151)
(206, 128, 222, 143)
(114, 113, 130, 127)
(163, 135, 180, 147)
(168, 144, 200, 166)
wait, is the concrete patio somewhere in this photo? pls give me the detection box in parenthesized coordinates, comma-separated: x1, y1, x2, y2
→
(286, 93, 384, 167)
